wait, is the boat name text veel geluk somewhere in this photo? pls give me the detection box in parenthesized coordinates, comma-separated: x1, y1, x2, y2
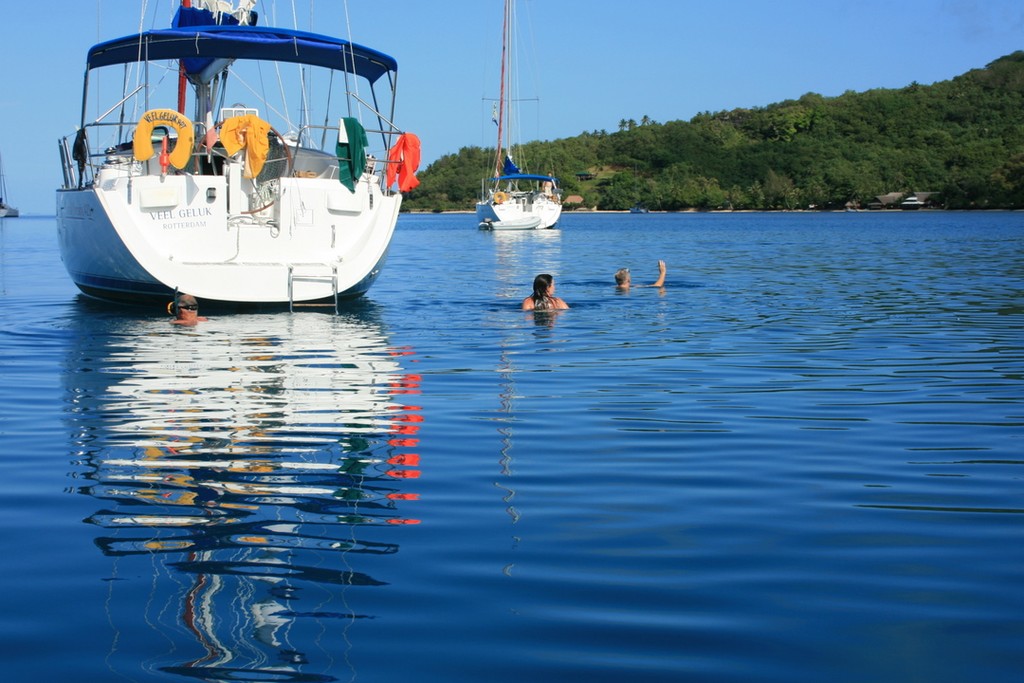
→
(150, 207, 213, 229)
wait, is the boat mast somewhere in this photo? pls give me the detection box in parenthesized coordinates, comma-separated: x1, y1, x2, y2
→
(177, 0, 192, 114)
(494, 0, 511, 177)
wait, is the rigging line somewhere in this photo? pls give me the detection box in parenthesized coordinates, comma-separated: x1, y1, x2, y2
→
(300, 67, 311, 146)
(346, 92, 399, 133)
(321, 70, 336, 149)
(256, 0, 293, 133)
(290, 0, 311, 141)
(522, 0, 543, 167)
(509, 1, 527, 170)
(137, 0, 148, 35)
(343, 0, 360, 122)
(123, 0, 150, 121)
(231, 73, 291, 126)
(273, 59, 292, 133)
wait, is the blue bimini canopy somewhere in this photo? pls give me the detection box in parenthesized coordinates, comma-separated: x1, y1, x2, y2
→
(493, 174, 560, 184)
(86, 25, 398, 85)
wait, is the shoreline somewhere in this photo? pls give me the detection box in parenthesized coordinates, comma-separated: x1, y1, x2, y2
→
(401, 207, 1020, 215)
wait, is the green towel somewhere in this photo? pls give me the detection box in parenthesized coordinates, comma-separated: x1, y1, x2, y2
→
(336, 117, 368, 192)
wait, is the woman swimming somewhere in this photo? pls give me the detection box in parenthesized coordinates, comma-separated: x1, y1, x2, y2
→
(522, 273, 569, 311)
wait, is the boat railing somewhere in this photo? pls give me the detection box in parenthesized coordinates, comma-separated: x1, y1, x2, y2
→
(296, 123, 404, 193)
(59, 120, 406, 193)
(57, 126, 99, 190)
(58, 121, 136, 189)
(57, 137, 76, 190)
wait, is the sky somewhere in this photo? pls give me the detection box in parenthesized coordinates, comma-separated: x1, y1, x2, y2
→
(2, 0, 1023, 215)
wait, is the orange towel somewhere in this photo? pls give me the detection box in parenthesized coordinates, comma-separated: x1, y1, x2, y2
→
(387, 133, 421, 192)
(220, 114, 272, 178)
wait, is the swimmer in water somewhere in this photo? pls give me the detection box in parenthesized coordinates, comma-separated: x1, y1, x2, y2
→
(169, 293, 208, 325)
(614, 260, 666, 290)
(522, 273, 569, 311)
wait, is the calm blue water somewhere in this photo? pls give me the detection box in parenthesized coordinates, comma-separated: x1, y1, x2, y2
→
(1, 211, 1023, 683)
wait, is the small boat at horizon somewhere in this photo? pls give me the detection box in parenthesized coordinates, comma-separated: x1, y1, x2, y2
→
(0, 150, 18, 218)
(474, 0, 561, 231)
(56, 0, 419, 309)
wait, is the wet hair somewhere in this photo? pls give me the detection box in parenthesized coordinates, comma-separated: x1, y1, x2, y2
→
(530, 274, 555, 308)
(614, 268, 630, 285)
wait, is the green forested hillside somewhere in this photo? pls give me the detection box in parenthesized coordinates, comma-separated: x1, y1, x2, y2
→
(404, 52, 1024, 211)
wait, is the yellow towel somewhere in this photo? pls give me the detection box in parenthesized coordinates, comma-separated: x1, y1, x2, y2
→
(220, 114, 271, 178)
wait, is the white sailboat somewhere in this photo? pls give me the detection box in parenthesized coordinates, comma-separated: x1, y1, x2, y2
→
(475, 0, 561, 231)
(56, 0, 420, 308)
(0, 150, 18, 218)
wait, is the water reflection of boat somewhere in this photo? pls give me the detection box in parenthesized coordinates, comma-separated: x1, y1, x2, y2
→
(63, 305, 423, 681)
(489, 220, 563, 251)
(487, 218, 566, 574)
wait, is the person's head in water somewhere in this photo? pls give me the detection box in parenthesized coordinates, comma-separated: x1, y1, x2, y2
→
(522, 273, 568, 311)
(170, 293, 207, 325)
(615, 260, 666, 290)
(533, 274, 555, 300)
(614, 268, 631, 288)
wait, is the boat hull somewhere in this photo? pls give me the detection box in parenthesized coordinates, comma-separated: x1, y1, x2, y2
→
(57, 165, 400, 307)
(55, 19, 412, 309)
(475, 195, 561, 230)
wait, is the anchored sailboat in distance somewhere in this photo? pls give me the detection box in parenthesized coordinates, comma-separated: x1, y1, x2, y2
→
(56, 0, 419, 308)
(476, 0, 561, 231)
(0, 150, 18, 218)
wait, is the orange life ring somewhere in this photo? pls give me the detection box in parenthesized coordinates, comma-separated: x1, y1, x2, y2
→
(493, 191, 508, 205)
(133, 109, 195, 169)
